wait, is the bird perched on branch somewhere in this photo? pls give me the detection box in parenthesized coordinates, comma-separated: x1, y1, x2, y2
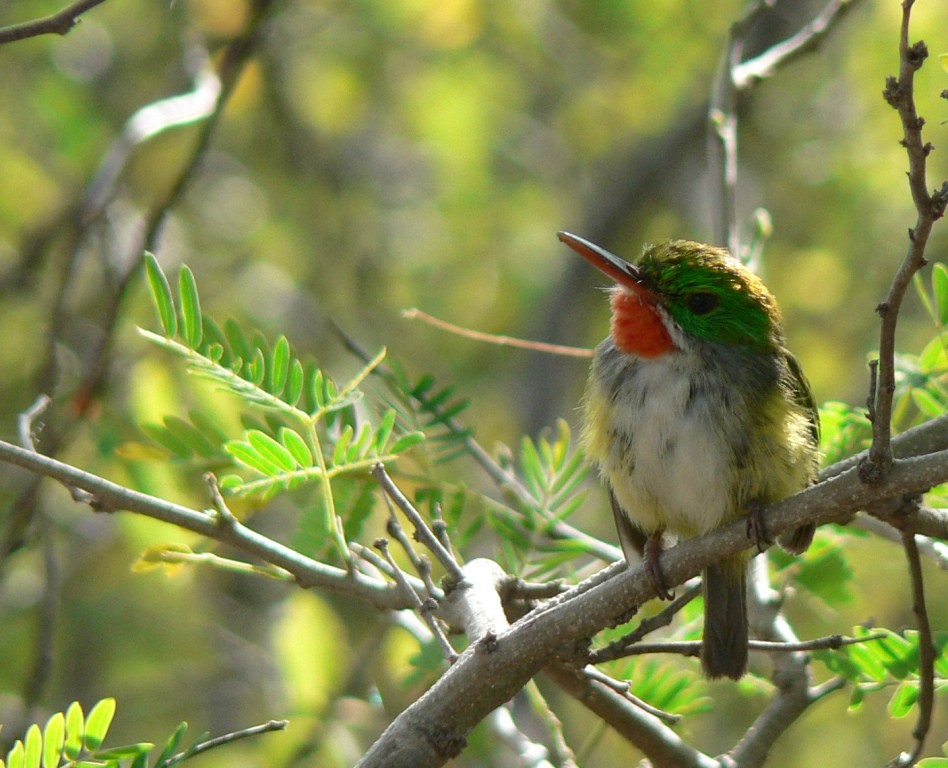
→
(559, 231, 819, 679)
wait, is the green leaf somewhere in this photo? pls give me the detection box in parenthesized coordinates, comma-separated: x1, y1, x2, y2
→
(23, 725, 40, 768)
(6, 740, 24, 768)
(390, 432, 424, 454)
(933, 263, 948, 325)
(888, 680, 919, 718)
(247, 430, 297, 472)
(374, 409, 396, 452)
(177, 267, 203, 349)
(142, 423, 193, 459)
(333, 424, 354, 466)
(271, 335, 290, 395)
(154, 722, 188, 768)
(83, 698, 116, 751)
(93, 743, 154, 760)
(286, 359, 305, 406)
(144, 252, 177, 337)
(162, 416, 217, 457)
(42, 713, 65, 768)
(248, 348, 266, 386)
(912, 387, 945, 419)
(226, 440, 280, 476)
(280, 428, 312, 467)
(64, 702, 84, 760)
(130, 753, 150, 768)
(224, 318, 252, 368)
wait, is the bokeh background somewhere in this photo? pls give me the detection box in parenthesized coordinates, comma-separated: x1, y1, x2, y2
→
(0, 0, 946, 765)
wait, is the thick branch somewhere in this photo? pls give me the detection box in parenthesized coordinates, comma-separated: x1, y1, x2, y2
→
(356, 449, 948, 768)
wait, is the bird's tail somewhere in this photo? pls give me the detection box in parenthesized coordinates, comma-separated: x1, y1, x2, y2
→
(701, 558, 748, 680)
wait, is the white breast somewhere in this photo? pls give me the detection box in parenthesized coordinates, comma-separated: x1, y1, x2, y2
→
(592, 351, 736, 539)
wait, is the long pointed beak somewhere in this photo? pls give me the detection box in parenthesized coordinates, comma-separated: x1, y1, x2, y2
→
(557, 231, 643, 292)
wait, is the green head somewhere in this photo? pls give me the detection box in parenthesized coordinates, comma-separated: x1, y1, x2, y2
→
(559, 232, 783, 355)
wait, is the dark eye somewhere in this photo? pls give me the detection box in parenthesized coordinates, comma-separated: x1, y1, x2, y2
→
(687, 292, 719, 316)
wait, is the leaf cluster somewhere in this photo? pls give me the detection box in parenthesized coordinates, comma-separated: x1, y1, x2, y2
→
(139, 254, 423, 559)
(0, 699, 205, 768)
(817, 628, 948, 718)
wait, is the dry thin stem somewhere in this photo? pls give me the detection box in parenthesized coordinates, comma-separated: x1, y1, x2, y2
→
(402, 308, 594, 358)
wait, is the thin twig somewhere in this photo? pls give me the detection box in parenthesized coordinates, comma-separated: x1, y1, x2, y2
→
(335, 324, 621, 563)
(708, 0, 859, 256)
(583, 667, 680, 726)
(0, 0, 108, 45)
(402, 308, 593, 358)
(0, 437, 422, 610)
(889, 531, 935, 767)
(172, 719, 288, 761)
(17, 394, 51, 450)
(865, 0, 948, 480)
(375, 538, 458, 663)
(523, 680, 579, 768)
(373, 462, 466, 583)
(588, 582, 701, 664)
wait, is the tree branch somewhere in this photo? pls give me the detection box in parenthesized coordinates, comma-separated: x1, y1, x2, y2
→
(355, 449, 948, 768)
(708, 0, 859, 256)
(0, 0, 108, 45)
(0, 438, 417, 611)
(865, 0, 948, 480)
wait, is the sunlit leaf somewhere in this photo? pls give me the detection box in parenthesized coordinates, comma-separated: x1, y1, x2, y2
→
(154, 722, 188, 768)
(83, 698, 116, 751)
(23, 725, 40, 768)
(144, 252, 177, 337)
(64, 702, 84, 760)
(286, 359, 305, 406)
(911, 387, 944, 419)
(374, 409, 396, 452)
(178, 267, 202, 349)
(271, 335, 290, 395)
(390, 432, 424, 453)
(226, 440, 281, 476)
(6, 740, 24, 768)
(888, 680, 918, 718)
(933, 263, 948, 325)
(280, 427, 312, 467)
(42, 713, 64, 768)
(247, 430, 297, 472)
(94, 743, 154, 760)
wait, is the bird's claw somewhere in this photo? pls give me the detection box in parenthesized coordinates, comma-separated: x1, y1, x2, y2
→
(644, 531, 674, 600)
(746, 500, 772, 553)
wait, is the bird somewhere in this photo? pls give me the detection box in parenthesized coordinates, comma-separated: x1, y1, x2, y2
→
(558, 231, 819, 679)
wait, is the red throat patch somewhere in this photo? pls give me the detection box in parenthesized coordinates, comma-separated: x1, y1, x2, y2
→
(609, 289, 675, 358)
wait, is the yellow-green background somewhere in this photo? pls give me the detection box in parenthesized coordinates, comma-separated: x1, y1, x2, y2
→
(0, 0, 946, 765)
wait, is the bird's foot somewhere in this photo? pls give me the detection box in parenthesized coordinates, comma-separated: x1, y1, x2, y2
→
(643, 531, 674, 600)
(746, 499, 772, 553)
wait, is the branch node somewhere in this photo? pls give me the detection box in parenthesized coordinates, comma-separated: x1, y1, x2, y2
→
(478, 630, 499, 654)
(905, 40, 928, 69)
(883, 76, 901, 108)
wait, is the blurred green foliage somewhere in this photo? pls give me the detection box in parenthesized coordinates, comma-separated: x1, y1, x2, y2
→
(0, 0, 947, 766)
